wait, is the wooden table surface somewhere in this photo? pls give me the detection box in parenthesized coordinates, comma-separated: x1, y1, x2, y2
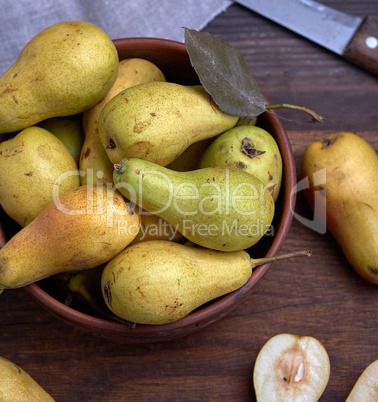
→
(1, 1, 377, 401)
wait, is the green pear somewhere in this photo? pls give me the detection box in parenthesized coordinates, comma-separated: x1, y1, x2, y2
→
(0, 21, 118, 134)
(0, 356, 54, 401)
(38, 114, 84, 165)
(346, 360, 378, 401)
(0, 126, 80, 227)
(253, 334, 330, 401)
(0, 185, 140, 292)
(301, 132, 378, 284)
(198, 125, 282, 201)
(113, 157, 275, 252)
(98, 82, 239, 166)
(101, 240, 310, 325)
(80, 58, 166, 186)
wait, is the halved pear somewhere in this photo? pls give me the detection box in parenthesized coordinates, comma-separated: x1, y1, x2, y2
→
(346, 360, 378, 402)
(253, 333, 330, 402)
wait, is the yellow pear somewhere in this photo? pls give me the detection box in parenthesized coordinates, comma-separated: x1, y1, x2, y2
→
(301, 132, 378, 284)
(80, 58, 166, 185)
(101, 240, 310, 325)
(253, 333, 330, 401)
(0, 185, 140, 291)
(98, 82, 239, 166)
(0, 21, 118, 134)
(0, 126, 80, 227)
(0, 355, 54, 401)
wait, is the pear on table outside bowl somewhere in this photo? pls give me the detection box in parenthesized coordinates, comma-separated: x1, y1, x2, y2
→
(301, 132, 378, 284)
(253, 333, 330, 401)
(0, 355, 54, 401)
(346, 360, 378, 402)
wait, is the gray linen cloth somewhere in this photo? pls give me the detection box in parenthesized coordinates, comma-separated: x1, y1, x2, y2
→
(0, 0, 232, 75)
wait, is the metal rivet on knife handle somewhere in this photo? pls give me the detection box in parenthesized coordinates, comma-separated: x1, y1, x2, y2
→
(366, 37, 378, 49)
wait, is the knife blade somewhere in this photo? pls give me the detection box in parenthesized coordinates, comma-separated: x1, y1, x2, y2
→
(235, 0, 378, 76)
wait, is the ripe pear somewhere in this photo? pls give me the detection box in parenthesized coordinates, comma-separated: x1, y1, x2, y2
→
(101, 240, 310, 325)
(0, 126, 80, 227)
(0, 185, 140, 291)
(198, 125, 282, 201)
(80, 58, 166, 185)
(0, 21, 118, 134)
(38, 114, 84, 165)
(346, 360, 378, 402)
(113, 157, 275, 252)
(253, 333, 330, 402)
(301, 132, 378, 284)
(98, 81, 239, 166)
(0, 356, 54, 401)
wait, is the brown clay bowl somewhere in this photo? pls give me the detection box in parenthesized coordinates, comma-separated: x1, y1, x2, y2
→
(0, 37, 296, 343)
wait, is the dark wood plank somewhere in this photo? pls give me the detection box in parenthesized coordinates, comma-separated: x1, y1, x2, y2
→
(1, 2, 377, 401)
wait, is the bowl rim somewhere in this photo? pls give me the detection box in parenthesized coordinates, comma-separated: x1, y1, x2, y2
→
(0, 37, 296, 342)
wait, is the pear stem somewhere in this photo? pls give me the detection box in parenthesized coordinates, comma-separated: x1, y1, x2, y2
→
(266, 103, 325, 123)
(250, 250, 312, 268)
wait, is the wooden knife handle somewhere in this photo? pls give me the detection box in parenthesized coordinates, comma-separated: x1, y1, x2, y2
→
(343, 16, 378, 76)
